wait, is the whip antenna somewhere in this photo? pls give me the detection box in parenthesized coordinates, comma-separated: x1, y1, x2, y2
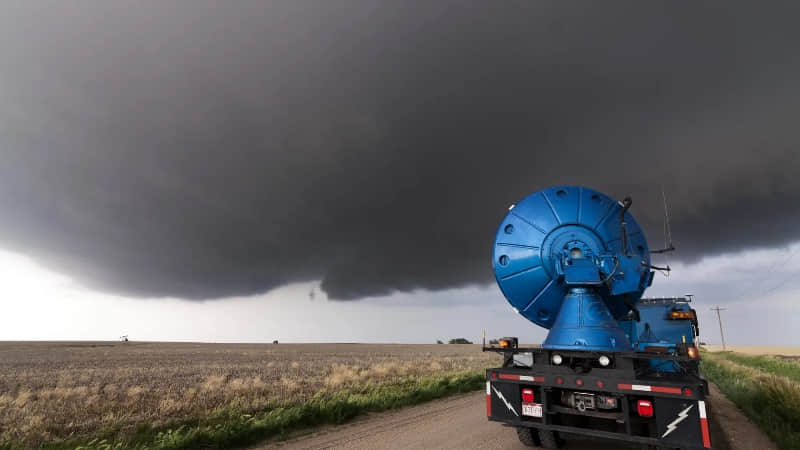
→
(647, 185, 675, 276)
(650, 185, 675, 254)
(662, 184, 673, 252)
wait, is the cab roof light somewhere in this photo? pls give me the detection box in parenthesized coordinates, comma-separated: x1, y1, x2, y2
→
(669, 310, 696, 320)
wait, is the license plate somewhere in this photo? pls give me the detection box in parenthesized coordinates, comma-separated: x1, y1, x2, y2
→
(522, 402, 542, 417)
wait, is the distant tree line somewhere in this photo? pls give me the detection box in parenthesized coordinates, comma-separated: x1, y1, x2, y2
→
(435, 338, 500, 344)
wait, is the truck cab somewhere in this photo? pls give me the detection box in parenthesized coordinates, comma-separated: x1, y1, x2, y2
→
(621, 297, 698, 347)
(619, 297, 703, 375)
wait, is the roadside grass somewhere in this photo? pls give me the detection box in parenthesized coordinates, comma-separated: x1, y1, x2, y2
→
(719, 352, 800, 385)
(1, 370, 485, 450)
(702, 352, 800, 450)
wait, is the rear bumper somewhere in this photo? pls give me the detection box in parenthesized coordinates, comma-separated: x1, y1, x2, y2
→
(494, 419, 710, 450)
(487, 368, 712, 449)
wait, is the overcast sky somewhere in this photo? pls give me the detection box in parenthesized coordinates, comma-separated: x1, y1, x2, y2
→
(1, 1, 799, 344)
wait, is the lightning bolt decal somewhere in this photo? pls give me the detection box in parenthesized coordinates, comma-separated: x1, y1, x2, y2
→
(661, 404, 694, 438)
(491, 386, 519, 417)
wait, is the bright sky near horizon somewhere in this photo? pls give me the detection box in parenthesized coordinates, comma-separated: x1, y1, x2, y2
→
(2, 243, 797, 346)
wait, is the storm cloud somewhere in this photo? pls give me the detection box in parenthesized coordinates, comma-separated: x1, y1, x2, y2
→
(1, 1, 799, 300)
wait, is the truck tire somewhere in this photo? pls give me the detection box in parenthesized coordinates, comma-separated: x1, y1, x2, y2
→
(537, 429, 563, 449)
(516, 427, 541, 447)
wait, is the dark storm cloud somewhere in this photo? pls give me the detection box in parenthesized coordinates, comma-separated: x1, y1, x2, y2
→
(2, 1, 800, 300)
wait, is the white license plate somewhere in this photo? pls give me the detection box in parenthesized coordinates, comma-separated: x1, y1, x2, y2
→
(522, 403, 542, 417)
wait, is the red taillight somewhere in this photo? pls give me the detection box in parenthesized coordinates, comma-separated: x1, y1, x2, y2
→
(596, 380, 604, 388)
(637, 400, 654, 417)
(556, 377, 564, 385)
(575, 379, 583, 386)
(522, 388, 534, 403)
(684, 387, 693, 396)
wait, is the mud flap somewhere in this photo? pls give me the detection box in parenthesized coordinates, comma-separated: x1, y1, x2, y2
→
(654, 398, 709, 448)
(488, 381, 522, 421)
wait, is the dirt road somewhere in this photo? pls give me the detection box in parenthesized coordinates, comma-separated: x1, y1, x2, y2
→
(258, 390, 734, 450)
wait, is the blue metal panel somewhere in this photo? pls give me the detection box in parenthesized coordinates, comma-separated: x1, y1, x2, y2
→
(636, 302, 696, 345)
(563, 258, 602, 285)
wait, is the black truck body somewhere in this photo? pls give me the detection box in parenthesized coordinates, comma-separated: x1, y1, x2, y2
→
(485, 345, 711, 449)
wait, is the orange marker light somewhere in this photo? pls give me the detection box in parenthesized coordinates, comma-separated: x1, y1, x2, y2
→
(669, 310, 696, 320)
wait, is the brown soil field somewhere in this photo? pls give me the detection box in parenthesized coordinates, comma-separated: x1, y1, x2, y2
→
(0, 342, 498, 446)
(702, 345, 800, 356)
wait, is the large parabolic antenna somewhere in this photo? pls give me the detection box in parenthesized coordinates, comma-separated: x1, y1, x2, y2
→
(492, 186, 654, 352)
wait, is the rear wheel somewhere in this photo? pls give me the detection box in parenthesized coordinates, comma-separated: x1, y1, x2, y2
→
(516, 427, 541, 447)
(538, 429, 564, 449)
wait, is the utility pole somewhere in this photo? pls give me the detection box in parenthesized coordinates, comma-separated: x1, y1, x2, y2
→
(710, 306, 727, 351)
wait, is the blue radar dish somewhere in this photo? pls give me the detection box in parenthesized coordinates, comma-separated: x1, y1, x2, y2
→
(492, 186, 653, 331)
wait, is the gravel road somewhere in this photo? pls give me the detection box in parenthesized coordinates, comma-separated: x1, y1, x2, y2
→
(258, 383, 772, 450)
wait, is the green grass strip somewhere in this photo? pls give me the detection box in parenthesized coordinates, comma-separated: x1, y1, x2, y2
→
(718, 352, 800, 385)
(2, 370, 485, 450)
(702, 353, 800, 450)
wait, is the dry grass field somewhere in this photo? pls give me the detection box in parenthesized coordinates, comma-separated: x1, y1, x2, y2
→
(702, 345, 800, 356)
(0, 342, 498, 448)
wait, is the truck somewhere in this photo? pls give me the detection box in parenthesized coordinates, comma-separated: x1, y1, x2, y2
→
(484, 186, 711, 449)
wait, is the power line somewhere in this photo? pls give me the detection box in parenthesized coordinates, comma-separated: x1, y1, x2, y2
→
(727, 245, 800, 304)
